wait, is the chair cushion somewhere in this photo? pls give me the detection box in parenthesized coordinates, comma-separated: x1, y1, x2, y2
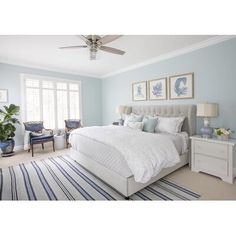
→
(24, 122, 44, 132)
(30, 134, 54, 144)
(65, 119, 81, 129)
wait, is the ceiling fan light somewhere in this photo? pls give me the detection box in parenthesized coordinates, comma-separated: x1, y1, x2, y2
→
(90, 51, 96, 60)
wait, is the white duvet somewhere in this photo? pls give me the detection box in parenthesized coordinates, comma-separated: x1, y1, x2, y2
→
(69, 126, 180, 183)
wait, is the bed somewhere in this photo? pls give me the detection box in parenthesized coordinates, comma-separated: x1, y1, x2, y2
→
(69, 104, 196, 198)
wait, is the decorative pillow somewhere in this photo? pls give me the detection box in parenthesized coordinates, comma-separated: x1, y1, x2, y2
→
(143, 116, 158, 133)
(31, 132, 43, 137)
(126, 121, 144, 131)
(124, 113, 143, 126)
(155, 116, 185, 134)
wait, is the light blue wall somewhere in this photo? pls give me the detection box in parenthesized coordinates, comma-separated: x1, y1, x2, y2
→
(1, 38, 236, 148)
(102, 38, 236, 138)
(0, 63, 102, 146)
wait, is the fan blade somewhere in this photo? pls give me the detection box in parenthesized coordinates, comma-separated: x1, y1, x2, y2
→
(59, 45, 87, 49)
(98, 35, 122, 45)
(100, 46, 125, 55)
(77, 35, 91, 45)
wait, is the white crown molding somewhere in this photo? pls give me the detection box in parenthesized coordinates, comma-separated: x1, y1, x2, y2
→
(1, 35, 235, 79)
(101, 35, 236, 79)
(0, 59, 100, 79)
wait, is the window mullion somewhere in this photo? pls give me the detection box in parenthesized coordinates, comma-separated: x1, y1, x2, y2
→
(54, 81, 58, 131)
(67, 83, 70, 120)
(39, 80, 43, 122)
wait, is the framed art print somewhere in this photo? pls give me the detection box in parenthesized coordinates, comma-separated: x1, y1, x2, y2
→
(169, 73, 194, 99)
(132, 81, 147, 101)
(148, 77, 167, 100)
(0, 89, 8, 103)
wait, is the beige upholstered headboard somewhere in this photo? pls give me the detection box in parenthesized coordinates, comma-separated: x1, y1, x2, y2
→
(131, 104, 196, 136)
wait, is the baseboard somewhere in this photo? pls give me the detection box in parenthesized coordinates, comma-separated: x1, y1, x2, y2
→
(14, 145, 24, 152)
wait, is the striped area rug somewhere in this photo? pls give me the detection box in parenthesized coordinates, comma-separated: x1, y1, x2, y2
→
(0, 155, 200, 200)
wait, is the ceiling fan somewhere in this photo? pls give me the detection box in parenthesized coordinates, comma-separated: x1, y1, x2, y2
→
(59, 35, 126, 60)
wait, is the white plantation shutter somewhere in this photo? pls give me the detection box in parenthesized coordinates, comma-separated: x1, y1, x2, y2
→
(42, 89, 55, 129)
(57, 90, 68, 129)
(22, 75, 81, 130)
(69, 91, 80, 119)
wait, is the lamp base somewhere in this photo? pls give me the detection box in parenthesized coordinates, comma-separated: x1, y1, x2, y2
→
(200, 126, 213, 139)
(117, 118, 124, 126)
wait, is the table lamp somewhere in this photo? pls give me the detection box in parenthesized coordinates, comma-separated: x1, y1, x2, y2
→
(197, 103, 219, 138)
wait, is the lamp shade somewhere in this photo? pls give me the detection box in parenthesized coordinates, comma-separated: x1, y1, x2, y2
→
(197, 103, 219, 117)
(123, 106, 132, 115)
(115, 105, 125, 114)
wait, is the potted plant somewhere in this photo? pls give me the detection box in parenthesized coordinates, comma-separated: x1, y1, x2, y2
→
(0, 104, 20, 156)
(214, 128, 233, 141)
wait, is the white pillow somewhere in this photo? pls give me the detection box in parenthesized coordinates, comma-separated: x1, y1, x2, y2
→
(126, 121, 144, 131)
(124, 113, 143, 126)
(155, 116, 185, 134)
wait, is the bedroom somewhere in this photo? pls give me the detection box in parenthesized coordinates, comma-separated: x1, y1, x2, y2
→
(1, 35, 236, 200)
(0, 1, 236, 235)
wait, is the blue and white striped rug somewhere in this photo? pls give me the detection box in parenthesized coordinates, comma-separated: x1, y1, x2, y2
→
(0, 155, 200, 200)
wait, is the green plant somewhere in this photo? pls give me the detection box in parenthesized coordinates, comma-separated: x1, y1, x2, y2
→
(214, 128, 233, 136)
(0, 104, 20, 141)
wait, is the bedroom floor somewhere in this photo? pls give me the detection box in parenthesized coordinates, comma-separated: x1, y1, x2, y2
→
(0, 144, 235, 200)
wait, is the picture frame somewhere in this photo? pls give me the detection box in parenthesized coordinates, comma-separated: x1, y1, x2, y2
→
(148, 77, 167, 100)
(0, 89, 8, 103)
(132, 81, 147, 101)
(169, 73, 194, 99)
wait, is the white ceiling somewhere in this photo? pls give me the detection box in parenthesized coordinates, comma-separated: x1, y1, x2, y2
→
(0, 35, 221, 78)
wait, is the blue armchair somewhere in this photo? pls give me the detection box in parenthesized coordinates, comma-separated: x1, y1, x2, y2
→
(23, 121, 55, 157)
(65, 119, 81, 148)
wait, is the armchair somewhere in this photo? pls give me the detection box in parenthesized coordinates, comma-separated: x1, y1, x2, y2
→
(23, 121, 55, 157)
(65, 119, 81, 148)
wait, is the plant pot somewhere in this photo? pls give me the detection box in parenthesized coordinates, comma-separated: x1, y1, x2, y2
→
(217, 135, 229, 141)
(0, 139, 15, 155)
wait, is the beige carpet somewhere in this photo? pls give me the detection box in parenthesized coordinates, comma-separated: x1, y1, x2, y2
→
(1, 143, 235, 200)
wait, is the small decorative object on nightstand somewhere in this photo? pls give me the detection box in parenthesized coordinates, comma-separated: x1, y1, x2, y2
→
(190, 135, 236, 184)
(112, 122, 119, 126)
(197, 103, 218, 138)
(214, 127, 233, 141)
(115, 105, 125, 125)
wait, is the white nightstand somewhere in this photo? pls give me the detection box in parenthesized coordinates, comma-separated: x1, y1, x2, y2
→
(190, 135, 236, 184)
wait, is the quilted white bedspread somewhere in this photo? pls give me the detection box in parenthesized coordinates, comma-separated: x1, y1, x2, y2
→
(69, 126, 180, 183)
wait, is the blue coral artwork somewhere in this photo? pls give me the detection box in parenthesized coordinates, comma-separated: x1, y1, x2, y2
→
(149, 78, 167, 100)
(169, 73, 193, 99)
(132, 81, 147, 101)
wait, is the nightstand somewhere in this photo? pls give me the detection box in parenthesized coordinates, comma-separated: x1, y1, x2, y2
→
(190, 135, 236, 184)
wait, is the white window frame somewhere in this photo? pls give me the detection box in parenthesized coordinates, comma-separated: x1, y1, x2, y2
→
(20, 73, 83, 130)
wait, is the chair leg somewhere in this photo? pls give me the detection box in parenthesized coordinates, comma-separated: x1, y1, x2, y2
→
(42, 143, 44, 149)
(28, 148, 30, 153)
(32, 144, 34, 157)
(53, 140, 55, 152)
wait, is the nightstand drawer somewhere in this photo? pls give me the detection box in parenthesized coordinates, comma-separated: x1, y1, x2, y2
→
(195, 154, 228, 176)
(194, 140, 228, 159)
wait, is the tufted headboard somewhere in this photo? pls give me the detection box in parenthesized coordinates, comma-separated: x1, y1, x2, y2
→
(131, 104, 196, 136)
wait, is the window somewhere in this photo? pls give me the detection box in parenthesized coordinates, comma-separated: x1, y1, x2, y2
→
(21, 74, 82, 129)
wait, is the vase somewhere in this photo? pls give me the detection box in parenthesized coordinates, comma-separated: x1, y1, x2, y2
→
(0, 139, 15, 156)
(217, 135, 229, 141)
